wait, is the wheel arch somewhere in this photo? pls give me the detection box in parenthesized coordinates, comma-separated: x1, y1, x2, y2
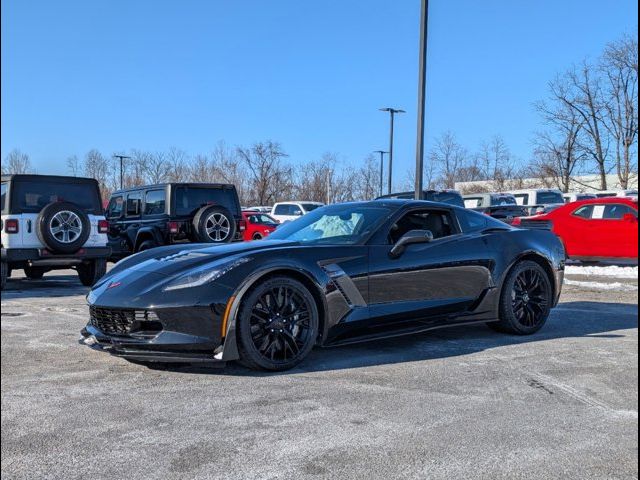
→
(503, 251, 557, 302)
(134, 228, 161, 251)
(220, 266, 329, 361)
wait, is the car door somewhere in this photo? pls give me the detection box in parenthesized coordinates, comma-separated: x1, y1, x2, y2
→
(367, 207, 494, 325)
(600, 203, 638, 258)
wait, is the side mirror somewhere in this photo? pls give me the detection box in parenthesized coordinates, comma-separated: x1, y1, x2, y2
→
(389, 229, 434, 258)
(623, 213, 637, 223)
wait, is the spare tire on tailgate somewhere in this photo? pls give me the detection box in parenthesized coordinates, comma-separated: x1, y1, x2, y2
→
(37, 202, 91, 254)
(192, 205, 236, 243)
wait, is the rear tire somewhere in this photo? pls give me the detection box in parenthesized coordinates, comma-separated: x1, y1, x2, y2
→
(252, 233, 263, 240)
(136, 240, 156, 252)
(77, 259, 107, 287)
(236, 276, 319, 371)
(24, 266, 47, 280)
(489, 260, 552, 335)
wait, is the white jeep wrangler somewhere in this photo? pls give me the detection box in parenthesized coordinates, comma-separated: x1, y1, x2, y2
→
(1, 174, 110, 290)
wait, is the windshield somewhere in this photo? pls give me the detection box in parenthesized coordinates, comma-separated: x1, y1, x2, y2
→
(426, 191, 464, 207)
(11, 179, 101, 214)
(247, 213, 277, 225)
(174, 186, 239, 216)
(302, 203, 323, 212)
(537, 191, 564, 205)
(490, 195, 517, 206)
(268, 204, 392, 245)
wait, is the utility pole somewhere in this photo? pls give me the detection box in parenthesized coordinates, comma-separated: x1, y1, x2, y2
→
(414, 0, 429, 199)
(379, 107, 405, 194)
(113, 154, 131, 190)
(373, 150, 388, 197)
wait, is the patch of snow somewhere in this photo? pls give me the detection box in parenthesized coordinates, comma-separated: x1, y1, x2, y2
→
(564, 265, 638, 279)
(564, 279, 638, 292)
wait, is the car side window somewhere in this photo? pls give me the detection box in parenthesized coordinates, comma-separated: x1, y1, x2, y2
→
(107, 196, 124, 219)
(572, 205, 594, 219)
(514, 194, 528, 205)
(144, 189, 166, 215)
(291, 205, 303, 216)
(274, 204, 290, 215)
(603, 204, 636, 220)
(458, 209, 488, 232)
(126, 192, 142, 217)
(0, 182, 7, 211)
(388, 209, 455, 244)
(464, 197, 482, 208)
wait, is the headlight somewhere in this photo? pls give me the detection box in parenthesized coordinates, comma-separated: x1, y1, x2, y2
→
(163, 258, 250, 291)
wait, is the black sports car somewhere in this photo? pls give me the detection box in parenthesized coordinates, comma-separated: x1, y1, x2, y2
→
(81, 200, 565, 371)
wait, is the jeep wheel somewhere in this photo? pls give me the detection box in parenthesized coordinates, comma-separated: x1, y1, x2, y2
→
(37, 202, 91, 254)
(192, 205, 237, 243)
(77, 259, 107, 287)
(24, 266, 47, 280)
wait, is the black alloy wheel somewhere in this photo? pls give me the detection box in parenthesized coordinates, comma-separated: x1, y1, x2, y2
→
(237, 277, 319, 371)
(489, 260, 552, 335)
(511, 268, 549, 328)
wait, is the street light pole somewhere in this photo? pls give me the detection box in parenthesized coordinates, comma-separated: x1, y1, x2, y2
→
(379, 107, 405, 195)
(113, 154, 131, 190)
(373, 150, 388, 197)
(414, 0, 429, 199)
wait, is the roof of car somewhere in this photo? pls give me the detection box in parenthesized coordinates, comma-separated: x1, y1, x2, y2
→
(1, 173, 98, 184)
(111, 182, 236, 195)
(570, 196, 638, 205)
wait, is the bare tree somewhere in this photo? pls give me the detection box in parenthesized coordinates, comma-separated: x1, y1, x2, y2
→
(552, 64, 610, 189)
(237, 141, 291, 205)
(166, 147, 190, 182)
(2, 149, 33, 174)
(430, 132, 468, 188)
(83, 149, 111, 200)
(355, 154, 381, 200)
(66, 155, 82, 176)
(534, 95, 586, 192)
(602, 33, 638, 188)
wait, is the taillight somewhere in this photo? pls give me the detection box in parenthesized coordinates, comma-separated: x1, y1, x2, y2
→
(98, 220, 109, 234)
(238, 220, 246, 232)
(167, 221, 180, 234)
(5, 219, 19, 234)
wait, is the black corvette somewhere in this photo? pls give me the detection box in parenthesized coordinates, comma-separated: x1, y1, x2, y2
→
(81, 200, 565, 371)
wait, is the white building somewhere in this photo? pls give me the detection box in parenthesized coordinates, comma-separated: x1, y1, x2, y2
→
(455, 174, 638, 194)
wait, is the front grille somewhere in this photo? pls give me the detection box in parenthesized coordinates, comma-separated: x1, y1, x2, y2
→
(89, 306, 159, 336)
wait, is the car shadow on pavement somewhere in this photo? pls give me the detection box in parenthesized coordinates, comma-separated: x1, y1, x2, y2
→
(1, 273, 90, 299)
(158, 301, 638, 377)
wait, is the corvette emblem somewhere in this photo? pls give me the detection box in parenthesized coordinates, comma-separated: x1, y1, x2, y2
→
(107, 281, 122, 289)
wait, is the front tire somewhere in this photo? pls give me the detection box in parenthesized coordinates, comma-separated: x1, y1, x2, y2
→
(489, 260, 552, 335)
(236, 276, 319, 371)
(77, 259, 107, 287)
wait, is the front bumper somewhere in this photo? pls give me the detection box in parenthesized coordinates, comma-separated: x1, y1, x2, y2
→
(79, 304, 227, 364)
(80, 326, 225, 363)
(2, 247, 111, 265)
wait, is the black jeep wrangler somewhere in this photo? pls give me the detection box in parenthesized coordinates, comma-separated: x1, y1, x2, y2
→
(106, 183, 244, 260)
(1, 174, 110, 289)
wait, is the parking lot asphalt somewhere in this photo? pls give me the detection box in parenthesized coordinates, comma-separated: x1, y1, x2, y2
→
(1, 268, 638, 480)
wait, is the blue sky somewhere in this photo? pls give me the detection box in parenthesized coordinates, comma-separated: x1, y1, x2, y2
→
(1, 0, 637, 181)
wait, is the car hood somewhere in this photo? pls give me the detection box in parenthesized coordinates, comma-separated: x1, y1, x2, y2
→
(101, 240, 299, 283)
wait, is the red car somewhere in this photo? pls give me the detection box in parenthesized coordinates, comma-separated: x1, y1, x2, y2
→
(513, 197, 638, 262)
(242, 211, 279, 241)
